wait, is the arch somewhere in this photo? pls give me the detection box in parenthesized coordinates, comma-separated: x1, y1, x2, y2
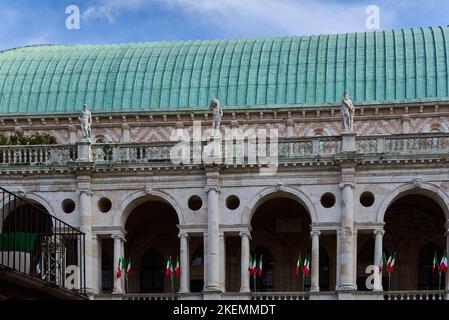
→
(420, 122, 449, 133)
(377, 182, 449, 222)
(306, 127, 332, 136)
(241, 186, 318, 225)
(115, 190, 184, 228)
(0, 192, 54, 217)
(0, 192, 54, 231)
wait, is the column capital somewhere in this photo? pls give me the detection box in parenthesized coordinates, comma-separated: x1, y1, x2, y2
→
(239, 231, 252, 239)
(373, 229, 385, 237)
(111, 233, 126, 241)
(76, 189, 92, 196)
(310, 230, 321, 237)
(339, 181, 356, 189)
(204, 185, 220, 193)
(178, 232, 189, 239)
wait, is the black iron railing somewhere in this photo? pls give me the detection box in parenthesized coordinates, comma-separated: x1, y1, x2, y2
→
(0, 187, 86, 295)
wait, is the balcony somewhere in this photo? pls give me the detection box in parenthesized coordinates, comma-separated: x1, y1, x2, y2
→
(0, 187, 87, 299)
(93, 290, 448, 300)
(0, 132, 447, 169)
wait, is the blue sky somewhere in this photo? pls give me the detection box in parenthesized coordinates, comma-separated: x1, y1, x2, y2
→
(0, 0, 448, 51)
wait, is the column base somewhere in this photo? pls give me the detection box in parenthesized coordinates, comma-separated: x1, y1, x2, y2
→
(310, 286, 320, 293)
(203, 288, 222, 300)
(337, 290, 357, 300)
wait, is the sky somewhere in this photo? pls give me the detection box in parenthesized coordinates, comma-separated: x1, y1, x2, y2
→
(0, 0, 448, 51)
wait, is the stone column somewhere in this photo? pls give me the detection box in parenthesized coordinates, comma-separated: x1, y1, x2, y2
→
(310, 230, 321, 292)
(205, 185, 221, 292)
(336, 230, 341, 290)
(78, 186, 96, 295)
(112, 234, 124, 294)
(373, 229, 384, 291)
(219, 232, 226, 291)
(338, 181, 356, 291)
(239, 231, 251, 293)
(178, 232, 190, 293)
(96, 236, 102, 294)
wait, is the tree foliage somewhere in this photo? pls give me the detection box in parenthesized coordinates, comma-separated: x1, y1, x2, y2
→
(0, 131, 57, 145)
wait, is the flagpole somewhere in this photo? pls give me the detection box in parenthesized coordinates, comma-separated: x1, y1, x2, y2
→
(254, 274, 256, 293)
(439, 270, 441, 290)
(388, 271, 391, 291)
(302, 273, 304, 292)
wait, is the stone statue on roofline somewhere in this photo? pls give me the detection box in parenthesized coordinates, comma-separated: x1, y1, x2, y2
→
(341, 91, 355, 132)
(79, 104, 92, 140)
(210, 98, 223, 134)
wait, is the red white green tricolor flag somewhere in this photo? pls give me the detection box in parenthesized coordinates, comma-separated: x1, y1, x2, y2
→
(302, 253, 310, 276)
(175, 256, 180, 277)
(116, 257, 123, 279)
(432, 252, 439, 273)
(440, 252, 448, 273)
(248, 254, 257, 276)
(126, 259, 132, 278)
(295, 253, 303, 275)
(386, 252, 397, 273)
(165, 256, 173, 277)
(257, 254, 263, 277)
(35, 257, 42, 276)
(380, 252, 387, 273)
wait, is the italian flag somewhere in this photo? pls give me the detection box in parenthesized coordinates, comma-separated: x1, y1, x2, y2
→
(380, 252, 387, 273)
(165, 256, 173, 277)
(257, 255, 263, 277)
(303, 253, 310, 276)
(35, 257, 42, 276)
(116, 257, 123, 279)
(389, 252, 397, 273)
(440, 252, 448, 273)
(126, 259, 132, 278)
(175, 256, 180, 277)
(432, 252, 439, 273)
(296, 253, 302, 275)
(249, 255, 257, 276)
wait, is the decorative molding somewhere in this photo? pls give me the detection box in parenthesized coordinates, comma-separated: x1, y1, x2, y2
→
(144, 185, 152, 194)
(413, 177, 423, 188)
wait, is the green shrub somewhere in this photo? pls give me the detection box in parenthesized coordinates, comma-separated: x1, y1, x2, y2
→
(0, 131, 58, 145)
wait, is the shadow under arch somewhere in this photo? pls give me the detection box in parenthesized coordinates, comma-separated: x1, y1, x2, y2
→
(0, 193, 54, 231)
(377, 182, 449, 223)
(241, 186, 318, 225)
(115, 190, 184, 228)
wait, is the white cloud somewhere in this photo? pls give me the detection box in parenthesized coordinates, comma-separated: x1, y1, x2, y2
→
(82, 5, 118, 23)
(81, 0, 397, 37)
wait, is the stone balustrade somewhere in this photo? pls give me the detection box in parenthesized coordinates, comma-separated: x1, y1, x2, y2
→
(122, 293, 179, 300)
(0, 144, 77, 165)
(94, 290, 448, 300)
(383, 290, 446, 300)
(0, 133, 448, 167)
(251, 292, 310, 300)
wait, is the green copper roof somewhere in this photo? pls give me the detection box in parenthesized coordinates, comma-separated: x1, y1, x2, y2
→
(1, 26, 449, 114)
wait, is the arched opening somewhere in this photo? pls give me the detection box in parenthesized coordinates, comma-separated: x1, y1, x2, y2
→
(122, 199, 180, 293)
(249, 196, 316, 292)
(383, 193, 446, 290)
(140, 248, 164, 293)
